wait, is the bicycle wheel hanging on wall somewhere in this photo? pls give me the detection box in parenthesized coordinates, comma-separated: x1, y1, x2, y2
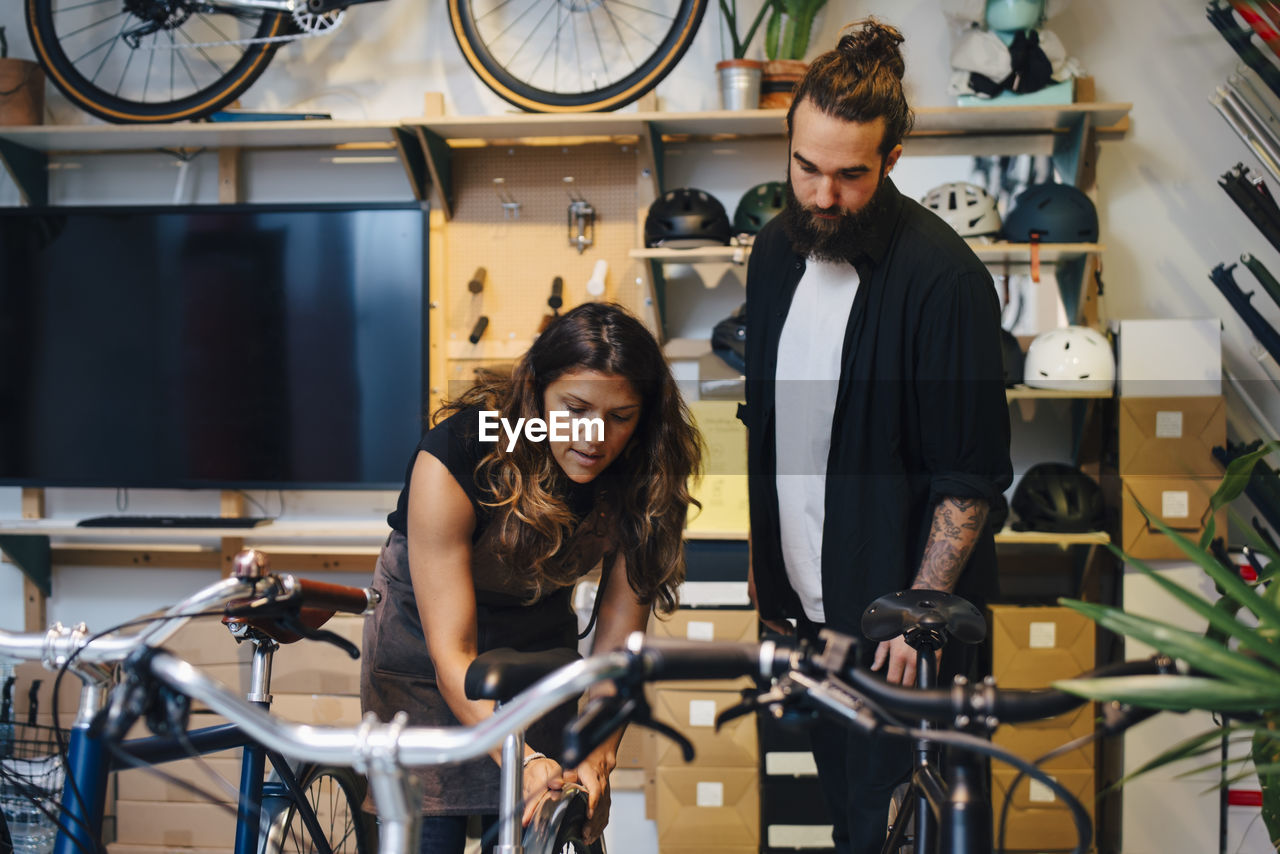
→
(449, 0, 708, 112)
(24, 0, 291, 123)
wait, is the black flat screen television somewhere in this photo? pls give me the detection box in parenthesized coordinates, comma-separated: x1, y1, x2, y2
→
(0, 203, 428, 489)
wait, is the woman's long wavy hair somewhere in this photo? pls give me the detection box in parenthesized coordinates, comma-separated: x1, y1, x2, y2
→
(436, 302, 703, 614)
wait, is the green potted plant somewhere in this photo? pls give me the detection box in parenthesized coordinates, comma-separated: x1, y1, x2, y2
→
(716, 0, 773, 109)
(1054, 441, 1280, 848)
(760, 0, 827, 108)
(0, 27, 45, 126)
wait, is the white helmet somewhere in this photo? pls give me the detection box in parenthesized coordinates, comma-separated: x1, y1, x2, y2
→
(1024, 326, 1115, 392)
(921, 182, 1002, 237)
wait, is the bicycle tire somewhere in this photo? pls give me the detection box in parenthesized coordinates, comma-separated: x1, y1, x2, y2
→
(448, 0, 708, 112)
(262, 763, 374, 854)
(522, 785, 604, 854)
(25, 0, 289, 124)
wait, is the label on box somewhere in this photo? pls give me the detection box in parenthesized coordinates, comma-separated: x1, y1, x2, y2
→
(696, 781, 724, 807)
(1155, 410, 1184, 438)
(1162, 490, 1190, 519)
(1028, 622, 1057, 649)
(688, 699, 717, 727)
(686, 621, 715, 642)
(765, 751, 819, 776)
(1029, 779, 1056, 803)
(768, 825, 835, 848)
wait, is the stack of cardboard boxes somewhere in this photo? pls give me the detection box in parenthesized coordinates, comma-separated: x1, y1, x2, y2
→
(987, 604, 1096, 850)
(110, 613, 365, 854)
(648, 608, 760, 854)
(1115, 318, 1227, 557)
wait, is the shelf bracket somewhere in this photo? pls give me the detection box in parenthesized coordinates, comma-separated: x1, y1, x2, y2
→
(411, 124, 454, 221)
(0, 138, 48, 207)
(391, 126, 430, 204)
(1051, 111, 1093, 188)
(0, 534, 52, 597)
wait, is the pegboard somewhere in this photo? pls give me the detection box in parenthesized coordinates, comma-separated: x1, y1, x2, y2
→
(441, 143, 648, 370)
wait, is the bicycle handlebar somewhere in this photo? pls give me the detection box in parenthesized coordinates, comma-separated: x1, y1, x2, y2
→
(288, 577, 379, 615)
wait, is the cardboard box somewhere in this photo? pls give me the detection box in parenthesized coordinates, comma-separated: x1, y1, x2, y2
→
(1117, 318, 1221, 397)
(655, 766, 759, 848)
(989, 605, 1095, 689)
(615, 725, 654, 770)
(162, 618, 253, 665)
(268, 614, 365, 695)
(1117, 396, 1225, 476)
(7, 660, 83, 718)
(269, 692, 364, 726)
(115, 800, 238, 847)
(116, 754, 243, 803)
(650, 688, 758, 767)
(991, 702, 1096, 770)
(991, 767, 1095, 851)
(650, 608, 758, 690)
(1120, 476, 1226, 560)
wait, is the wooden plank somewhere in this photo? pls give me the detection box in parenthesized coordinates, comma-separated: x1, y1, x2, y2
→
(24, 576, 46, 632)
(52, 544, 219, 569)
(21, 488, 45, 520)
(217, 147, 241, 203)
(220, 491, 248, 518)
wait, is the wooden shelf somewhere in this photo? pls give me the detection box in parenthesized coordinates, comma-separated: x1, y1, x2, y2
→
(1006, 385, 1113, 400)
(0, 101, 1130, 209)
(993, 527, 1110, 546)
(630, 242, 1103, 266)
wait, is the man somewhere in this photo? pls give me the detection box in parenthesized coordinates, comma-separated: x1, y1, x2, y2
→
(738, 19, 1013, 854)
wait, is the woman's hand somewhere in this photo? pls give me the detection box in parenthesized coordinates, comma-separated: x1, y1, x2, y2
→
(561, 747, 616, 844)
(521, 756, 563, 826)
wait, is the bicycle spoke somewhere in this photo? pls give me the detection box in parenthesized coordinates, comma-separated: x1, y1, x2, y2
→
(599, 2, 640, 70)
(89, 14, 131, 91)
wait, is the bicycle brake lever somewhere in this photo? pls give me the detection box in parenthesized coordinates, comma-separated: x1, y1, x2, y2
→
(562, 694, 637, 767)
(714, 686, 791, 730)
(276, 613, 360, 659)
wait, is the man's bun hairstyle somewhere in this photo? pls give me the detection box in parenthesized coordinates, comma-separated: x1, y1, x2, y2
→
(787, 18, 915, 156)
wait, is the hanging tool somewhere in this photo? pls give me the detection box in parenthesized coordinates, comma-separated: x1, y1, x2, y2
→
(565, 177, 595, 254)
(469, 316, 489, 344)
(539, 276, 565, 334)
(468, 267, 487, 294)
(585, 259, 608, 297)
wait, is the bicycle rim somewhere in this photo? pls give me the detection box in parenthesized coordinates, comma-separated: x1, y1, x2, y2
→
(272, 765, 372, 854)
(448, 0, 707, 112)
(25, 0, 288, 123)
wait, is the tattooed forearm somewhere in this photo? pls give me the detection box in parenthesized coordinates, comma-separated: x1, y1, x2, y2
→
(912, 496, 989, 592)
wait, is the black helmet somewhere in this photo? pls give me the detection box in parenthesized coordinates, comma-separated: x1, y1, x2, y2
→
(1011, 462, 1106, 533)
(733, 182, 786, 234)
(711, 303, 747, 373)
(1001, 183, 1099, 243)
(645, 188, 731, 248)
(1001, 329, 1025, 388)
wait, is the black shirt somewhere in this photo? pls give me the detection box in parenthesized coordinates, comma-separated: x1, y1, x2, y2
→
(386, 407, 594, 539)
(739, 177, 1013, 638)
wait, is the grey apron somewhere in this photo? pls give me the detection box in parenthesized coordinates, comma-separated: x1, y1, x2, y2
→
(360, 496, 617, 816)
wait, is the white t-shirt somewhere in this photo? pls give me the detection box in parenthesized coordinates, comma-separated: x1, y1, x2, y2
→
(773, 257, 860, 623)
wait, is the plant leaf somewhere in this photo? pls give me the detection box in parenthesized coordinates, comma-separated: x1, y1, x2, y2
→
(1060, 599, 1280, 687)
(1102, 552, 1280, 669)
(1054, 675, 1280, 712)
(1129, 500, 1280, 629)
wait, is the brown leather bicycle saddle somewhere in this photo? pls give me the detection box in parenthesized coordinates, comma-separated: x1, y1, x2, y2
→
(861, 590, 987, 646)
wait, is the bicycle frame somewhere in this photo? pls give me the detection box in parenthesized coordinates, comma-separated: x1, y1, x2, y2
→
(881, 648, 988, 854)
(53, 639, 338, 854)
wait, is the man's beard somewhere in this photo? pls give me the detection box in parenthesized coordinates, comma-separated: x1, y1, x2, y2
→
(780, 172, 890, 264)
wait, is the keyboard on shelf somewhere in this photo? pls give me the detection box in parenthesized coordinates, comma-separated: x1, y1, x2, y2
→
(75, 515, 272, 529)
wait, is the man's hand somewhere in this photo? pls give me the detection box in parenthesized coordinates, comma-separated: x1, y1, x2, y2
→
(870, 636, 935, 687)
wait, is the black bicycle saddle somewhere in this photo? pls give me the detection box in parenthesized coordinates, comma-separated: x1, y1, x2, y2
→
(861, 590, 987, 646)
(464, 647, 583, 704)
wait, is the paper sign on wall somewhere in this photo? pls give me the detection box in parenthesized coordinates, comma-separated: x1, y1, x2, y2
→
(1028, 779, 1056, 803)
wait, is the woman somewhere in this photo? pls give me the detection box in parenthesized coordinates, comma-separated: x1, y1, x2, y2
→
(361, 302, 703, 853)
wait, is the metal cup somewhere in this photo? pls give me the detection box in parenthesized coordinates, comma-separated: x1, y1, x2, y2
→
(716, 61, 762, 111)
